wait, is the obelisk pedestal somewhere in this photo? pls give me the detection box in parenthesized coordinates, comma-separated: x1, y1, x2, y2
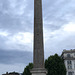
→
(31, 68, 47, 75)
(30, 0, 47, 75)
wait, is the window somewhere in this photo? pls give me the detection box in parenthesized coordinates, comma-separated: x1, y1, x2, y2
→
(67, 60, 72, 65)
(67, 54, 71, 57)
(68, 72, 74, 75)
(68, 65, 72, 69)
(74, 64, 75, 69)
(74, 61, 75, 69)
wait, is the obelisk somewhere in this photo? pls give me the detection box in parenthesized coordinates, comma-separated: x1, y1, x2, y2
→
(30, 0, 47, 75)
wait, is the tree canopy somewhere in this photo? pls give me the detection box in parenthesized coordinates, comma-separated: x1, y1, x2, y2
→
(23, 54, 66, 75)
(45, 54, 66, 75)
(22, 63, 33, 75)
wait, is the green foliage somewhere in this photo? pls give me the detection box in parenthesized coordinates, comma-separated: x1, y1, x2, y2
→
(23, 54, 66, 75)
(45, 54, 66, 75)
(22, 63, 33, 75)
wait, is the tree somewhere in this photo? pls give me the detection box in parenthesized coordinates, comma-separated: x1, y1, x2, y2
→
(45, 54, 66, 75)
(22, 63, 33, 75)
(23, 54, 66, 75)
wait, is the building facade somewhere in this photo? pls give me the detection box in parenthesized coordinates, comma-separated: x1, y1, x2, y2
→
(62, 49, 75, 75)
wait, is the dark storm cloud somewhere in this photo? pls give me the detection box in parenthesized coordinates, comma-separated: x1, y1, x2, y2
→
(0, 50, 32, 64)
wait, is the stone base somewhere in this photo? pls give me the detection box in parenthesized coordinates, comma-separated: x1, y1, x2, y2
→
(30, 68, 47, 75)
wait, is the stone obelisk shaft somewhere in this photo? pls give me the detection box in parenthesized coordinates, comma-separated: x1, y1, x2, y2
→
(30, 0, 47, 74)
(33, 0, 44, 68)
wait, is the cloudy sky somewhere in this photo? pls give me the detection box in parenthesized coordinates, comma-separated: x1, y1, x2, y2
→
(0, 0, 75, 74)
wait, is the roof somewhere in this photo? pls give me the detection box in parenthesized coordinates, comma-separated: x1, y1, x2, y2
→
(62, 49, 75, 54)
(2, 72, 19, 75)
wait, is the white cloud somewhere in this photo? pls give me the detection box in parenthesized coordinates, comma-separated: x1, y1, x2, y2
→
(4, 32, 33, 51)
(63, 22, 75, 32)
(44, 22, 75, 57)
(0, 30, 9, 36)
(8, 32, 33, 44)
